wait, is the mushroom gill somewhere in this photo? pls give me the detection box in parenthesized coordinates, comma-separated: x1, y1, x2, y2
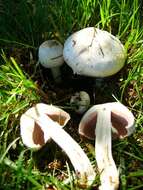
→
(47, 114, 67, 126)
(33, 123, 45, 145)
(79, 109, 129, 140)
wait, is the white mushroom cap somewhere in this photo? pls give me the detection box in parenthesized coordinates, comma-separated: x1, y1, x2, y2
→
(38, 40, 64, 68)
(70, 91, 90, 114)
(63, 27, 126, 77)
(20, 103, 70, 149)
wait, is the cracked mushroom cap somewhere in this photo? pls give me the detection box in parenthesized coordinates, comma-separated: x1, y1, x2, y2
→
(38, 40, 64, 68)
(63, 27, 126, 77)
(79, 102, 135, 139)
(20, 103, 70, 150)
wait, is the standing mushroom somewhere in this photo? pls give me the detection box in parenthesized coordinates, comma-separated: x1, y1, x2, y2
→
(78, 102, 135, 190)
(38, 40, 64, 83)
(20, 103, 95, 187)
(63, 27, 126, 78)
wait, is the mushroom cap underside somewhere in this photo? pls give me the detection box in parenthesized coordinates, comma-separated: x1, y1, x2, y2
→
(79, 102, 135, 140)
(20, 103, 70, 149)
(63, 27, 126, 77)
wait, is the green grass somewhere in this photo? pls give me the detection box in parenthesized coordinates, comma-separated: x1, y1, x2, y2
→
(0, 0, 143, 189)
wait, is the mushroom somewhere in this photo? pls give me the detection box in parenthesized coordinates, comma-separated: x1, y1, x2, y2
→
(78, 102, 135, 190)
(20, 103, 95, 187)
(63, 27, 126, 87)
(38, 40, 64, 83)
(70, 91, 90, 114)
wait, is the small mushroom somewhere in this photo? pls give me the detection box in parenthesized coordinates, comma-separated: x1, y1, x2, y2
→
(70, 91, 90, 114)
(63, 27, 126, 78)
(20, 103, 95, 187)
(79, 102, 135, 190)
(38, 40, 64, 83)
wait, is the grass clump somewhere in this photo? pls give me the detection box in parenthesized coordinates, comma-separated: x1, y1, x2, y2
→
(0, 53, 41, 189)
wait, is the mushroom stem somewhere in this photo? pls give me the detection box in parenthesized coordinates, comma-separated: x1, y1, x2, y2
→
(33, 113, 95, 186)
(95, 106, 119, 190)
(51, 66, 62, 83)
(94, 78, 105, 88)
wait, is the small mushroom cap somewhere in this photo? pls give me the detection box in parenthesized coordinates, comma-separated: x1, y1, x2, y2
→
(38, 40, 64, 68)
(70, 91, 90, 114)
(79, 102, 135, 140)
(20, 103, 70, 150)
(63, 27, 126, 77)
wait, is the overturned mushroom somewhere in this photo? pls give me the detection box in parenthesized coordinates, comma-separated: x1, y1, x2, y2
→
(79, 102, 135, 190)
(20, 103, 95, 187)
